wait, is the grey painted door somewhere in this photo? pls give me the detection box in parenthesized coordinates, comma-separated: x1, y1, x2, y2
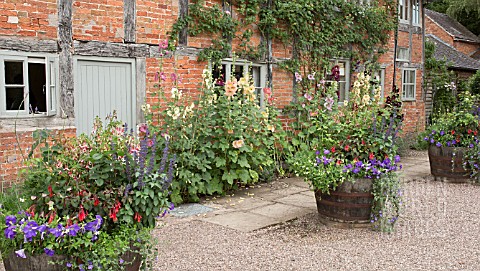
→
(74, 58, 136, 135)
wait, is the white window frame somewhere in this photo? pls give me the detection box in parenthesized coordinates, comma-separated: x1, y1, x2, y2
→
(402, 68, 416, 101)
(325, 58, 350, 104)
(0, 51, 58, 117)
(412, 0, 420, 26)
(398, 0, 409, 24)
(396, 47, 410, 62)
(211, 59, 268, 107)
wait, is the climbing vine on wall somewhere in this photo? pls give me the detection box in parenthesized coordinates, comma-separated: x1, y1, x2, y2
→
(169, 0, 397, 74)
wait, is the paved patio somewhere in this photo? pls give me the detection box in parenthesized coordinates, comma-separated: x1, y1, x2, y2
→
(169, 152, 432, 232)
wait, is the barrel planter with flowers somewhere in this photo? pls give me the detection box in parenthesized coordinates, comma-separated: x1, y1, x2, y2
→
(288, 73, 403, 232)
(314, 178, 374, 223)
(428, 145, 472, 182)
(424, 91, 480, 183)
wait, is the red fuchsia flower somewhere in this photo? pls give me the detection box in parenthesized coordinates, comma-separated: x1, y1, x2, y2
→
(344, 145, 350, 151)
(369, 152, 375, 160)
(48, 211, 56, 224)
(48, 186, 53, 197)
(451, 130, 455, 135)
(93, 196, 100, 207)
(134, 212, 142, 222)
(468, 129, 472, 134)
(331, 146, 336, 153)
(336, 160, 342, 165)
(109, 201, 121, 222)
(475, 131, 478, 136)
(78, 206, 87, 222)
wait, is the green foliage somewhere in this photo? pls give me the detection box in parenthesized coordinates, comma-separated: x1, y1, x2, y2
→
(424, 91, 480, 148)
(424, 40, 458, 123)
(371, 173, 402, 233)
(468, 70, 480, 95)
(170, 0, 396, 71)
(148, 62, 286, 204)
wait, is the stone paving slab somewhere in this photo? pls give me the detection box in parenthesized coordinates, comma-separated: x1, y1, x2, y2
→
(200, 211, 283, 232)
(249, 203, 315, 221)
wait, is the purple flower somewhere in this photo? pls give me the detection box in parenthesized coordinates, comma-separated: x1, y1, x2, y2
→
(315, 150, 320, 156)
(355, 161, 363, 168)
(91, 234, 99, 242)
(394, 155, 401, 163)
(23, 223, 38, 242)
(66, 262, 72, 268)
(67, 224, 80, 236)
(44, 248, 55, 257)
(5, 215, 16, 226)
(85, 215, 103, 232)
(447, 141, 451, 147)
(440, 130, 445, 136)
(119, 258, 125, 264)
(436, 142, 442, 147)
(49, 224, 65, 238)
(423, 136, 429, 141)
(4, 225, 16, 239)
(469, 143, 474, 148)
(323, 149, 330, 155)
(430, 139, 434, 144)
(79, 264, 85, 271)
(15, 249, 26, 259)
(352, 168, 360, 174)
(169, 202, 175, 210)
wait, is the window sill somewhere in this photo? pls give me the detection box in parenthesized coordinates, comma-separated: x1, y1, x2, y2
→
(0, 113, 53, 119)
(402, 98, 416, 102)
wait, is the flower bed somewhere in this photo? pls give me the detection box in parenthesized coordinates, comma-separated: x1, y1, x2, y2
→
(0, 116, 174, 270)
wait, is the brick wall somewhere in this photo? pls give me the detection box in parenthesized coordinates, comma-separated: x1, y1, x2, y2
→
(0, 128, 76, 188)
(0, 0, 57, 39)
(72, 0, 124, 42)
(425, 16, 454, 46)
(454, 41, 479, 57)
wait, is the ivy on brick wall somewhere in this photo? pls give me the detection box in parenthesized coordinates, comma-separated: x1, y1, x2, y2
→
(170, 0, 397, 73)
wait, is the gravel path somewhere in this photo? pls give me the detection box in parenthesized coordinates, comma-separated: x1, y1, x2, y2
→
(153, 179, 480, 271)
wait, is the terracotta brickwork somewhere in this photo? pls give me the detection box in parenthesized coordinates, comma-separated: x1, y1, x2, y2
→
(136, 0, 178, 44)
(0, 0, 57, 39)
(454, 41, 479, 57)
(72, 0, 124, 42)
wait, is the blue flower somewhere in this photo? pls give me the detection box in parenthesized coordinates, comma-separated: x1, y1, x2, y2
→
(169, 202, 175, 210)
(355, 161, 363, 168)
(22, 222, 38, 242)
(119, 258, 125, 264)
(44, 248, 55, 257)
(49, 224, 65, 238)
(436, 142, 442, 147)
(440, 130, 445, 136)
(66, 262, 72, 267)
(352, 168, 360, 174)
(430, 139, 434, 144)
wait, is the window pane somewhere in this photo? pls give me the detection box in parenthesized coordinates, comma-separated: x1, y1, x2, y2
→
(213, 64, 226, 86)
(338, 82, 346, 102)
(233, 65, 244, 81)
(5, 87, 25, 110)
(5, 61, 23, 85)
(28, 62, 47, 113)
(252, 66, 261, 87)
(409, 70, 415, 84)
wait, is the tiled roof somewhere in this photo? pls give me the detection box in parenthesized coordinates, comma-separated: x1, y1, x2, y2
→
(426, 34, 480, 71)
(425, 9, 480, 43)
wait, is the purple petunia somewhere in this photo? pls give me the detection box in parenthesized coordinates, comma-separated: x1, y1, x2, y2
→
(49, 224, 65, 238)
(67, 224, 80, 237)
(5, 215, 16, 226)
(4, 225, 17, 239)
(44, 248, 55, 257)
(436, 142, 442, 147)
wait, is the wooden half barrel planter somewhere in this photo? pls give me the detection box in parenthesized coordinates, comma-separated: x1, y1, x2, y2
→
(3, 248, 141, 271)
(428, 145, 472, 182)
(315, 178, 373, 228)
